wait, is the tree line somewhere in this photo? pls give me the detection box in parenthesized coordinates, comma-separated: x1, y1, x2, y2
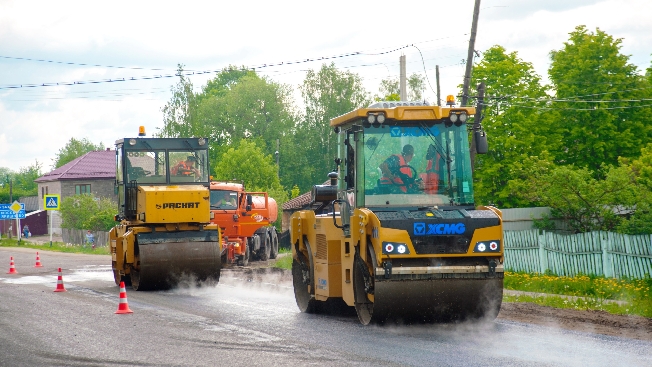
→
(2, 25, 652, 234)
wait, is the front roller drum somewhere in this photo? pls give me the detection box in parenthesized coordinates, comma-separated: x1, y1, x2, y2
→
(354, 267, 503, 324)
(132, 231, 221, 290)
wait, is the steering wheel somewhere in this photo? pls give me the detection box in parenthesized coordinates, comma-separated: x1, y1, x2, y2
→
(391, 165, 418, 187)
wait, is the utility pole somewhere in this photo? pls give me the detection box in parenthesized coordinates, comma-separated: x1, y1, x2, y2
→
(399, 55, 407, 101)
(461, 0, 481, 107)
(470, 82, 485, 171)
(435, 65, 441, 106)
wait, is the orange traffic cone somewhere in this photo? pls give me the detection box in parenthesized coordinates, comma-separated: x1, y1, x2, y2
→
(7, 256, 17, 274)
(54, 267, 67, 292)
(34, 252, 43, 268)
(115, 281, 133, 314)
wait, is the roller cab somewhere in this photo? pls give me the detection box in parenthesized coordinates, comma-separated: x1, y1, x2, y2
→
(291, 100, 503, 324)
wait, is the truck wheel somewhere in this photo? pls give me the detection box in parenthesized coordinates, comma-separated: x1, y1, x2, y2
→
(238, 242, 250, 266)
(257, 232, 271, 261)
(270, 229, 279, 259)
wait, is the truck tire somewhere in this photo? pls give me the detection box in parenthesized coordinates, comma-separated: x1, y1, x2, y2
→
(270, 228, 279, 259)
(238, 241, 250, 266)
(257, 232, 271, 261)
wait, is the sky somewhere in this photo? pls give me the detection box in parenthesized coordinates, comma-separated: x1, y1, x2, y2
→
(1, 0, 650, 174)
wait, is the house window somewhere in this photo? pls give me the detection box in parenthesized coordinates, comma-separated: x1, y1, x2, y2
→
(75, 184, 91, 195)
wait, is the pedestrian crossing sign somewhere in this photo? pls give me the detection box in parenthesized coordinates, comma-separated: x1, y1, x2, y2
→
(44, 194, 60, 210)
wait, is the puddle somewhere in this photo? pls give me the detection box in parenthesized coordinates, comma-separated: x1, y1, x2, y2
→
(1, 265, 114, 285)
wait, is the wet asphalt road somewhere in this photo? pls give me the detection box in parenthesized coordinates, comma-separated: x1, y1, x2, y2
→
(1, 247, 651, 367)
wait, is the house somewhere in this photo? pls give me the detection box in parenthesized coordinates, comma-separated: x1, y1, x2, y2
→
(33, 149, 116, 235)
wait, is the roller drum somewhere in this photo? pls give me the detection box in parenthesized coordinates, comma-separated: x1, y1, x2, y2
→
(134, 231, 221, 290)
(355, 271, 503, 324)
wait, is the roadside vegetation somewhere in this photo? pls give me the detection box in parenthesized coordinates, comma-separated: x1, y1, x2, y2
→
(504, 271, 651, 318)
(0, 238, 109, 255)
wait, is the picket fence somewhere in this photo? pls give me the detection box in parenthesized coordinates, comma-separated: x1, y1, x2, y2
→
(504, 230, 652, 279)
(62, 229, 109, 247)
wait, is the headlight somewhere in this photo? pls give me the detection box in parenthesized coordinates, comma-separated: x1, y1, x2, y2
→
(459, 112, 468, 123)
(367, 114, 376, 124)
(450, 113, 458, 123)
(377, 113, 386, 124)
(129, 139, 136, 146)
(198, 138, 206, 146)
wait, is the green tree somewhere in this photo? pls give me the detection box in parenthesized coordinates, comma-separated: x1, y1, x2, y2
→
(158, 64, 198, 139)
(294, 63, 369, 192)
(13, 160, 41, 195)
(513, 162, 640, 233)
(469, 45, 558, 207)
(60, 194, 117, 231)
(53, 138, 105, 169)
(213, 140, 288, 227)
(375, 73, 425, 101)
(159, 65, 297, 177)
(548, 25, 652, 173)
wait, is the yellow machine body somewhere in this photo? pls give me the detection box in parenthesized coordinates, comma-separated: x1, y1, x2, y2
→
(291, 101, 503, 324)
(110, 136, 221, 290)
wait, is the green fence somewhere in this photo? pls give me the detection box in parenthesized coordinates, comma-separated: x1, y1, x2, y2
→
(504, 230, 652, 279)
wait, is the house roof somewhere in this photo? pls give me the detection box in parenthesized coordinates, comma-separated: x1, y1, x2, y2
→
(282, 180, 332, 210)
(35, 150, 115, 182)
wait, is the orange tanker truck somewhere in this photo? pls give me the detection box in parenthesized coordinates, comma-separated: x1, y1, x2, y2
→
(209, 181, 279, 266)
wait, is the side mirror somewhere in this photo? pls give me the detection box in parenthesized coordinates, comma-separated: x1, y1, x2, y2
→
(475, 131, 488, 154)
(247, 194, 253, 205)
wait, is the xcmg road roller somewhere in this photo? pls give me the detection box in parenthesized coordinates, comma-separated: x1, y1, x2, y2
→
(290, 97, 503, 324)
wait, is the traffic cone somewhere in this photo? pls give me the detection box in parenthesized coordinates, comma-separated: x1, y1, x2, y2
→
(115, 281, 133, 314)
(7, 256, 17, 274)
(54, 267, 66, 292)
(34, 252, 43, 267)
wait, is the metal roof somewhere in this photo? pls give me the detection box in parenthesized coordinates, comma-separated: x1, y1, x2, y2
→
(35, 150, 115, 182)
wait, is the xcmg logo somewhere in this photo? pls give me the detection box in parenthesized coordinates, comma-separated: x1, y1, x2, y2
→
(156, 202, 201, 209)
(413, 222, 466, 235)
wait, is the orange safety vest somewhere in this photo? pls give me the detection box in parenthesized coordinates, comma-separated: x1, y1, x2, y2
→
(380, 154, 412, 191)
(172, 161, 194, 176)
(421, 153, 441, 194)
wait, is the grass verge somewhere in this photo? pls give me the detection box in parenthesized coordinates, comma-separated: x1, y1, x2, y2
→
(0, 238, 110, 255)
(504, 271, 651, 318)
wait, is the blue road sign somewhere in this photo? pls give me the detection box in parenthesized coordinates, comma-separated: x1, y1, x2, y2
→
(44, 195, 60, 210)
(0, 203, 26, 219)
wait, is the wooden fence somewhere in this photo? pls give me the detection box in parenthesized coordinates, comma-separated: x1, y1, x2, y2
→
(62, 229, 110, 247)
(504, 230, 652, 279)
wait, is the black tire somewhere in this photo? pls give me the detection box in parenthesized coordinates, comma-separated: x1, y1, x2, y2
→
(270, 228, 279, 259)
(292, 240, 318, 313)
(257, 232, 271, 261)
(238, 241, 250, 266)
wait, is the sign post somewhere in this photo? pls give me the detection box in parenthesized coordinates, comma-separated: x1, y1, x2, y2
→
(44, 195, 60, 247)
(9, 201, 23, 244)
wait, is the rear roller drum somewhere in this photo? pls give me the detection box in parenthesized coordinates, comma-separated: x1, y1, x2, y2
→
(292, 241, 318, 313)
(353, 255, 376, 325)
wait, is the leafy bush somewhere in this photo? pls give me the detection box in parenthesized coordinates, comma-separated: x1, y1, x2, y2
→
(60, 194, 116, 231)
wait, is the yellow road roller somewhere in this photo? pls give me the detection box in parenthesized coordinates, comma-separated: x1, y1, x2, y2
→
(290, 98, 503, 324)
(110, 128, 221, 290)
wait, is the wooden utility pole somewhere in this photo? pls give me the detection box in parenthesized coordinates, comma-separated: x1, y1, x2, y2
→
(461, 0, 481, 107)
(470, 82, 485, 171)
(399, 55, 407, 101)
(436, 65, 441, 106)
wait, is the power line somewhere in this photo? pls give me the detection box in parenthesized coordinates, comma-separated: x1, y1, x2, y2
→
(0, 55, 170, 71)
(0, 37, 467, 91)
